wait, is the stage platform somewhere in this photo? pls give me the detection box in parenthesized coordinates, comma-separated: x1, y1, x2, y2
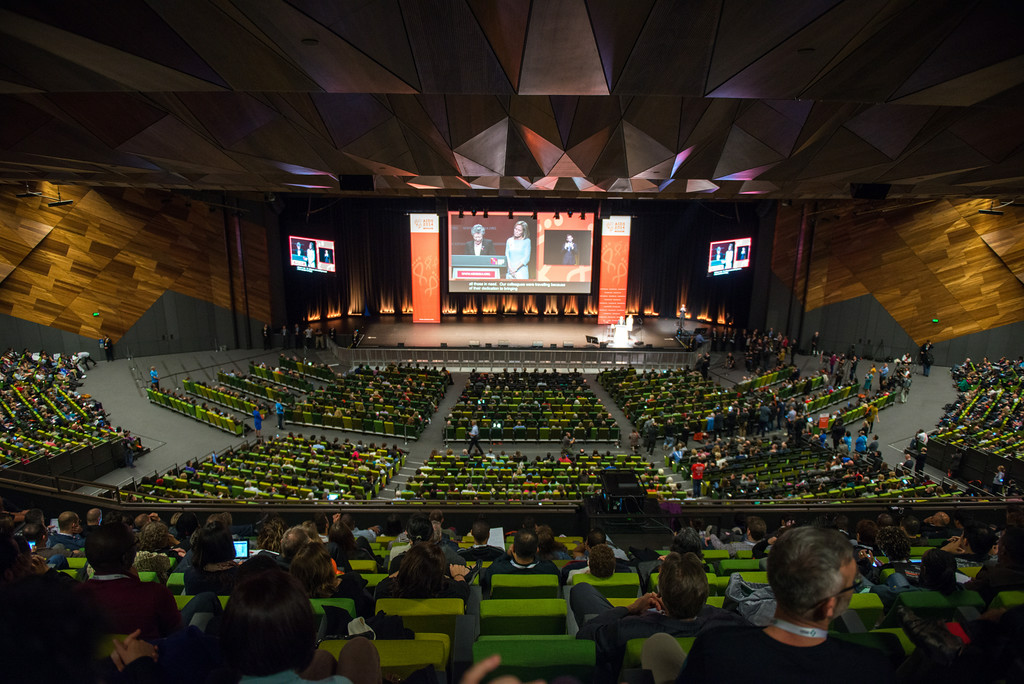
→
(358, 316, 698, 350)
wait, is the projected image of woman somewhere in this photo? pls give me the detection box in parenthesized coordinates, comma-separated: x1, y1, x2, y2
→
(505, 220, 532, 279)
(562, 233, 578, 265)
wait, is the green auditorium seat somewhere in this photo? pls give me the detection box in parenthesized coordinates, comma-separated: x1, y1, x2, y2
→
(137, 571, 159, 583)
(489, 574, 560, 600)
(878, 590, 985, 628)
(167, 573, 186, 594)
(310, 598, 356, 620)
(623, 636, 696, 669)
(472, 636, 595, 682)
(321, 634, 448, 679)
(479, 598, 566, 635)
(989, 590, 1024, 610)
(348, 559, 378, 573)
(375, 598, 464, 646)
(832, 593, 884, 631)
(717, 559, 761, 574)
(571, 572, 641, 599)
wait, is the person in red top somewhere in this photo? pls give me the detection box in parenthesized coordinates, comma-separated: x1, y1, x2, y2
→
(77, 522, 182, 640)
(691, 456, 706, 498)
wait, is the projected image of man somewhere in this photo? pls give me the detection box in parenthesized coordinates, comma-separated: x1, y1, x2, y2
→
(464, 224, 493, 256)
(505, 220, 532, 279)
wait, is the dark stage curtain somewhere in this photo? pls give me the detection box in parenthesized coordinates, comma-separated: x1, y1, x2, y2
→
(279, 198, 767, 329)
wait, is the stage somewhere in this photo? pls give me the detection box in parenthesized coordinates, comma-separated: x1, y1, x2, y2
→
(356, 316, 701, 350)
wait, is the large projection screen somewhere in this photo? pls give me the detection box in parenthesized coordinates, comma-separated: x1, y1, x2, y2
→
(448, 212, 593, 294)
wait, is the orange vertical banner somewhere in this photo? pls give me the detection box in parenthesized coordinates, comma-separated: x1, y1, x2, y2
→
(409, 213, 440, 323)
(597, 216, 631, 325)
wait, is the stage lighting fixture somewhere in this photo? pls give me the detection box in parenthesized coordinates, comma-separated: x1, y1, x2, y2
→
(471, 210, 477, 216)
(483, 210, 488, 218)
(15, 183, 41, 198)
(554, 211, 560, 219)
(458, 210, 464, 218)
(532, 211, 537, 219)
(508, 211, 513, 219)
(567, 211, 573, 217)
(580, 211, 585, 220)
(47, 187, 72, 207)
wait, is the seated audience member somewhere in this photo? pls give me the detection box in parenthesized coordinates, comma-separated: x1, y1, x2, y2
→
(483, 529, 560, 590)
(899, 514, 923, 544)
(277, 525, 311, 569)
(20, 522, 77, 567)
(561, 528, 635, 583)
(374, 542, 470, 603)
(134, 521, 183, 584)
(942, 524, 997, 568)
(863, 548, 959, 611)
(966, 526, 1024, 605)
(184, 522, 241, 595)
(706, 515, 767, 557)
(83, 507, 103, 537)
(338, 513, 381, 543)
(47, 511, 86, 552)
(574, 552, 746, 684)
(218, 569, 379, 684)
(290, 543, 374, 619)
(672, 526, 895, 682)
(0, 531, 57, 586)
(921, 511, 953, 539)
(861, 526, 917, 584)
(0, 575, 161, 684)
(457, 519, 506, 562)
(536, 525, 571, 561)
(388, 513, 463, 573)
(567, 543, 617, 583)
(638, 528, 707, 592)
(78, 522, 182, 640)
(327, 520, 379, 572)
(255, 514, 286, 554)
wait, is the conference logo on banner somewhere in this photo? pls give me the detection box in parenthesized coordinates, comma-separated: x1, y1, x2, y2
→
(409, 214, 440, 323)
(598, 216, 631, 325)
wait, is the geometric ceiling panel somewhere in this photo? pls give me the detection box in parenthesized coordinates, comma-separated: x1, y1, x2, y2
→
(0, 4, 1022, 199)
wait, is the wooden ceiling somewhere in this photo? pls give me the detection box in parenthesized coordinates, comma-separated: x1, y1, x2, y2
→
(1, 0, 1023, 200)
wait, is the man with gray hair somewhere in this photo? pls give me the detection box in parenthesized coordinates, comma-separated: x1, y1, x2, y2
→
(464, 224, 494, 255)
(673, 526, 895, 682)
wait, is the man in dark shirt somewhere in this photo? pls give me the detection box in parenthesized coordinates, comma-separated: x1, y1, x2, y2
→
(574, 551, 746, 683)
(457, 520, 505, 563)
(481, 529, 559, 590)
(47, 511, 86, 552)
(673, 526, 895, 683)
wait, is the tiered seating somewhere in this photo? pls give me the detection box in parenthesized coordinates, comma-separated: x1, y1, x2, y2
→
(134, 436, 402, 502)
(733, 365, 798, 394)
(598, 368, 732, 436)
(287, 364, 447, 440)
(399, 451, 672, 501)
(217, 371, 295, 404)
(0, 350, 128, 467)
(446, 370, 618, 444)
(249, 362, 314, 393)
(182, 378, 260, 415)
(933, 357, 1024, 458)
(278, 354, 337, 382)
(146, 387, 245, 436)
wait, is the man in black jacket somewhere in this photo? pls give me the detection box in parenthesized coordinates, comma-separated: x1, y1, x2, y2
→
(573, 552, 746, 683)
(480, 529, 558, 590)
(457, 520, 505, 563)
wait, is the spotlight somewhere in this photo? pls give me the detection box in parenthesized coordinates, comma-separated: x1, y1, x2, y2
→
(483, 210, 488, 219)
(567, 211, 573, 217)
(458, 210, 464, 218)
(46, 187, 72, 208)
(471, 210, 477, 216)
(16, 183, 41, 198)
(580, 211, 585, 220)
(554, 211, 560, 219)
(532, 211, 537, 219)
(508, 211, 513, 219)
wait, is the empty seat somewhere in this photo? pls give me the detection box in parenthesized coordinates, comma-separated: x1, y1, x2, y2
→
(321, 634, 448, 679)
(472, 636, 595, 682)
(489, 574, 560, 600)
(572, 573, 641, 599)
(479, 599, 566, 636)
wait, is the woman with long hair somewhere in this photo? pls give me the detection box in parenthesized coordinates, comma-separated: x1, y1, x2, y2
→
(373, 542, 470, 603)
(290, 542, 374, 618)
(184, 521, 240, 595)
(505, 220, 532, 279)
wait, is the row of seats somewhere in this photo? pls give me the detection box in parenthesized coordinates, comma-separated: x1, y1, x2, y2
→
(146, 388, 244, 436)
(182, 378, 259, 416)
(733, 365, 799, 394)
(248, 362, 314, 392)
(217, 371, 294, 404)
(443, 423, 621, 443)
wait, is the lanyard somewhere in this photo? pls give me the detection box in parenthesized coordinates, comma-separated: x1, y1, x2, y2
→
(772, 619, 828, 640)
(91, 573, 131, 581)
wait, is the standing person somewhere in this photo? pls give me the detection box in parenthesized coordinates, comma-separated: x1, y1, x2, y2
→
(629, 428, 641, 455)
(102, 336, 114, 362)
(900, 372, 912, 403)
(919, 341, 934, 376)
(282, 325, 290, 349)
(149, 366, 159, 390)
(643, 419, 658, 456)
(864, 366, 874, 392)
(810, 331, 819, 355)
(467, 421, 483, 455)
(504, 220, 532, 279)
(253, 405, 264, 440)
(848, 355, 858, 384)
(464, 224, 494, 255)
(690, 457, 706, 498)
(562, 233, 578, 265)
(263, 324, 271, 350)
(991, 465, 1006, 495)
(275, 400, 285, 430)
